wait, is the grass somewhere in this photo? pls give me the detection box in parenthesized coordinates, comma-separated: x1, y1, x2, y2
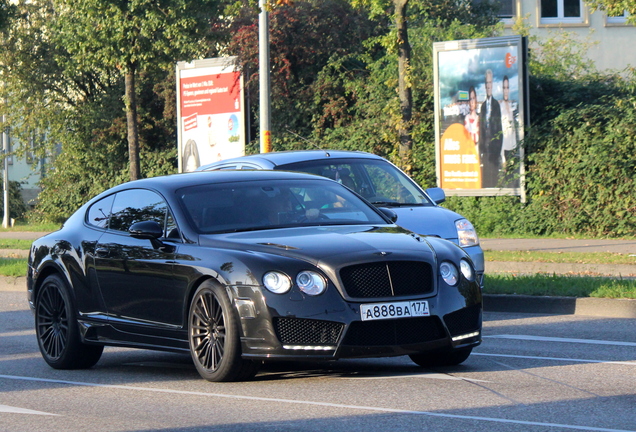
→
(485, 274, 636, 299)
(0, 258, 27, 277)
(485, 250, 636, 265)
(0, 221, 60, 232)
(481, 234, 636, 240)
(0, 239, 34, 250)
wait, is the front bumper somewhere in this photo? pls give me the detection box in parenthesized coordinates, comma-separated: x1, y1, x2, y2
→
(232, 279, 482, 361)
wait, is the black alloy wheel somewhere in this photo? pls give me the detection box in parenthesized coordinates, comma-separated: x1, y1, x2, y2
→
(188, 281, 260, 382)
(409, 347, 473, 368)
(35, 274, 103, 369)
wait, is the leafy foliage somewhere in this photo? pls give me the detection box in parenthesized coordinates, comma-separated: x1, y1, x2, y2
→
(585, 0, 636, 24)
(1, 0, 634, 240)
(227, 0, 382, 141)
(30, 71, 179, 223)
(0, 181, 30, 221)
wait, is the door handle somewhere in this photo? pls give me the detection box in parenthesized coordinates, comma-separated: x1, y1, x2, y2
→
(95, 247, 109, 258)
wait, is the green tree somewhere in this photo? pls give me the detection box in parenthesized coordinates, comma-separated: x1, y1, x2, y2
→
(226, 0, 381, 143)
(351, 0, 413, 162)
(53, 0, 216, 180)
(0, 1, 192, 221)
(306, 1, 499, 182)
(585, 0, 636, 23)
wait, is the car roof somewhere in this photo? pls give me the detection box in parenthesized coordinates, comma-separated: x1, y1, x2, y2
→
(99, 170, 331, 198)
(198, 150, 385, 170)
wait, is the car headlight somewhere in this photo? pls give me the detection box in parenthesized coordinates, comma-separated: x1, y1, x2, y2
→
(440, 261, 459, 286)
(296, 271, 327, 295)
(455, 219, 479, 247)
(460, 259, 474, 282)
(263, 271, 292, 294)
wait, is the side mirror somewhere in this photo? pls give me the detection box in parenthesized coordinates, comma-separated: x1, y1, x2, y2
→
(378, 208, 398, 223)
(425, 187, 446, 204)
(129, 221, 163, 240)
(129, 221, 170, 250)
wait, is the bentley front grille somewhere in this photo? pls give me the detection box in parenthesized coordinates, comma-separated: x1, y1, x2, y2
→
(339, 261, 434, 298)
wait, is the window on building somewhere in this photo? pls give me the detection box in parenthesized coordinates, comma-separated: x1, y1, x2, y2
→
(473, 0, 517, 22)
(26, 137, 36, 164)
(606, 10, 629, 25)
(497, 0, 517, 19)
(541, 0, 585, 24)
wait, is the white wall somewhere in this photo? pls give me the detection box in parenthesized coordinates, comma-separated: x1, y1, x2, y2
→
(502, 0, 636, 72)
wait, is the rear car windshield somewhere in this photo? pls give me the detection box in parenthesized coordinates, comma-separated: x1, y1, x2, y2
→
(276, 158, 433, 207)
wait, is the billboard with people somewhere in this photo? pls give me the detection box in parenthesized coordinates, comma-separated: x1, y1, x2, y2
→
(433, 36, 527, 199)
(176, 57, 245, 172)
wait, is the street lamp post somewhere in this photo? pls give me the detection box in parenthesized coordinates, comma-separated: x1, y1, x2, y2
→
(259, 1, 271, 153)
(2, 115, 9, 229)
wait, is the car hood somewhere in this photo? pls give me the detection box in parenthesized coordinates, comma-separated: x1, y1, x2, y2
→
(386, 206, 460, 241)
(199, 225, 436, 267)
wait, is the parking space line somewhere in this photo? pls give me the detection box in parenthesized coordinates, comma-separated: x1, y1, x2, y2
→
(0, 330, 35, 337)
(0, 404, 59, 416)
(1, 374, 634, 432)
(485, 335, 636, 347)
(341, 373, 490, 382)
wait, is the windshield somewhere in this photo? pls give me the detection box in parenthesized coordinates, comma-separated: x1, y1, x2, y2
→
(276, 158, 433, 207)
(178, 179, 388, 234)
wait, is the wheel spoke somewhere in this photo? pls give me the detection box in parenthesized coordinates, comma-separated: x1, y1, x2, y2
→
(36, 284, 70, 361)
(190, 290, 228, 373)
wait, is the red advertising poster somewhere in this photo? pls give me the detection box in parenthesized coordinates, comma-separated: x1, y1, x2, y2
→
(176, 58, 245, 172)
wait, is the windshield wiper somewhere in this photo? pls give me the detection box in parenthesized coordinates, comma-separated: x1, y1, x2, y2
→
(371, 201, 424, 207)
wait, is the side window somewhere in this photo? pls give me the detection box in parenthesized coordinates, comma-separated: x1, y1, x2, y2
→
(86, 195, 115, 229)
(109, 189, 169, 233)
(166, 212, 180, 239)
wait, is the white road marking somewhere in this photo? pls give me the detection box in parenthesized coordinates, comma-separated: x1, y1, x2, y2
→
(0, 404, 59, 416)
(485, 335, 636, 347)
(474, 353, 636, 365)
(0, 374, 634, 432)
(0, 330, 35, 337)
(341, 373, 490, 382)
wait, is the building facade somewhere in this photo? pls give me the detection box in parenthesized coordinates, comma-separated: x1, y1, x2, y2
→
(498, 0, 635, 71)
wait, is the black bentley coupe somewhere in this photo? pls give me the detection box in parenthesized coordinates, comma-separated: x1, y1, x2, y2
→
(27, 170, 482, 382)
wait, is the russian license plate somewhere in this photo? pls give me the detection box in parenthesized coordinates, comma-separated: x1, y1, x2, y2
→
(360, 300, 429, 321)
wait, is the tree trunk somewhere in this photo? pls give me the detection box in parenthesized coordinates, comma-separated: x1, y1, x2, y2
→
(125, 68, 140, 181)
(394, 0, 413, 169)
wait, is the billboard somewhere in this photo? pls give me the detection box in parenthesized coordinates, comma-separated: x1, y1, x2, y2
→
(176, 57, 245, 172)
(433, 36, 527, 199)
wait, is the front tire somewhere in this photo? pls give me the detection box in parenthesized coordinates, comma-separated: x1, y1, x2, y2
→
(35, 274, 103, 369)
(409, 347, 473, 368)
(188, 281, 260, 382)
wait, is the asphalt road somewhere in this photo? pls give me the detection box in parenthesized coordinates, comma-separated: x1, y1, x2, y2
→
(2, 290, 635, 432)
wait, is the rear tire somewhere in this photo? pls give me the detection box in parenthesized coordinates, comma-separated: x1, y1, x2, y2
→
(188, 281, 260, 382)
(409, 347, 472, 368)
(35, 274, 103, 369)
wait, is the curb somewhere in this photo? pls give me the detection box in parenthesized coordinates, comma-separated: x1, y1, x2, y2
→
(484, 294, 636, 318)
